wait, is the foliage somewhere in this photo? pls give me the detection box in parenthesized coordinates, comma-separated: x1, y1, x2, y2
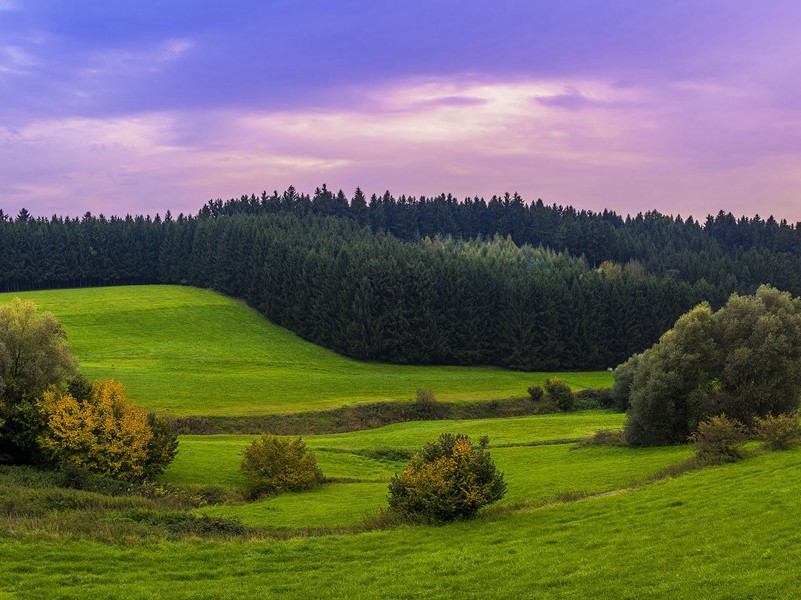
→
(544, 377, 575, 411)
(527, 385, 543, 401)
(38, 380, 174, 481)
(688, 415, 747, 463)
(387, 433, 506, 522)
(144, 413, 179, 479)
(0, 298, 78, 462)
(610, 354, 639, 412)
(574, 387, 614, 409)
(752, 413, 800, 450)
(624, 286, 801, 446)
(240, 434, 323, 497)
(0, 204, 739, 372)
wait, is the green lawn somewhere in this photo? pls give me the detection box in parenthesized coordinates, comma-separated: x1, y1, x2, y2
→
(4, 445, 801, 598)
(161, 411, 690, 531)
(0, 285, 612, 417)
(161, 411, 627, 489)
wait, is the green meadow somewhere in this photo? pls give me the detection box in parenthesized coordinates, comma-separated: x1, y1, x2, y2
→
(0, 285, 611, 417)
(163, 411, 693, 531)
(4, 444, 801, 598)
(3, 284, 792, 599)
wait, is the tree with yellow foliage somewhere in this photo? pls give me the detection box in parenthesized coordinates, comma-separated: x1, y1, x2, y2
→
(387, 433, 506, 522)
(38, 379, 175, 481)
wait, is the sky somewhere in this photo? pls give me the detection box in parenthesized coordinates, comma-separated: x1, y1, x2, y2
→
(1, 1, 801, 220)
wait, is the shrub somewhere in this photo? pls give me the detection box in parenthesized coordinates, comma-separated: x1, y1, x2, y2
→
(575, 388, 614, 409)
(412, 388, 451, 419)
(143, 413, 179, 479)
(625, 286, 801, 446)
(610, 354, 640, 412)
(527, 386, 544, 402)
(240, 434, 323, 497)
(752, 413, 800, 450)
(688, 415, 747, 463)
(577, 429, 626, 447)
(387, 433, 506, 523)
(544, 378, 574, 412)
(38, 380, 160, 481)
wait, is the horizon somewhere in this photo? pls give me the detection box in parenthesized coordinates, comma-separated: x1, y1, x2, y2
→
(5, 185, 800, 226)
(2, 1, 801, 220)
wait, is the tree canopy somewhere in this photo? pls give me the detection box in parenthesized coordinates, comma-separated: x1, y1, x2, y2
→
(622, 286, 801, 446)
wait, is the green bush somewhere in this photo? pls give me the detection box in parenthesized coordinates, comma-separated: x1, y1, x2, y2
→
(610, 354, 640, 412)
(575, 388, 613, 409)
(143, 413, 179, 479)
(576, 429, 626, 447)
(387, 433, 506, 523)
(544, 378, 574, 412)
(752, 413, 800, 450)
(240, 434, 323, 498)
(527, 386, 544, 401)
(689, 415, 747, 463)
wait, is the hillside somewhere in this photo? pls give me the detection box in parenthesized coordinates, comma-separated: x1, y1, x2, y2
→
(0, 285, 610, 416)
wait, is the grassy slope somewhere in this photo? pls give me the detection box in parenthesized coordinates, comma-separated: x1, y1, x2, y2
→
(4, 446, 801, 598)
(162, 411, 627, 489)
(0, 285, 611, 416)
(160, 412, 693, 530)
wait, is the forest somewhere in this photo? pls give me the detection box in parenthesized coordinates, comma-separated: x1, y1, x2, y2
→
(1, 186, 800, 369)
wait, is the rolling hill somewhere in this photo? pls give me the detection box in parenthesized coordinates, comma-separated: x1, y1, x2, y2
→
(0, 285, 611, 416)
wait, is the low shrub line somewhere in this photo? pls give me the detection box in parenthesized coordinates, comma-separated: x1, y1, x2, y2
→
(166, 391, 613, 436)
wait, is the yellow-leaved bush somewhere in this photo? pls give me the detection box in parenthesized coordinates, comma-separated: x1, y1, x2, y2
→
(38, 380, 160, 481)
(387, 433, 506, 522)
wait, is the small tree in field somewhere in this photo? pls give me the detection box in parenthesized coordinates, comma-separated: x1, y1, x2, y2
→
(38, 380, 175, 481)
(544, 378, 574, 412)
(387, 433, 506, 523)
(0, 298, 78, 462)
(240, 435, 324, 498)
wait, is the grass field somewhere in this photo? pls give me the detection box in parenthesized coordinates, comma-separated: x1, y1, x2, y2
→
(0, 285, 612, 416)
(157, 412, 694, 530)
(4, 443, 801, 598)
(162, 411, 628, 489)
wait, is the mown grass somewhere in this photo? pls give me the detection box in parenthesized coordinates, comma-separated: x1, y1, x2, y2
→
(0, 285, 612, 416)
(4, 446, 801, 598)
(161, 411, 627, 489)
(159, 412, 689, 531)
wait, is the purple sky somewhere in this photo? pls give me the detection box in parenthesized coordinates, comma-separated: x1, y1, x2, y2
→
(2, 1, 801, 220)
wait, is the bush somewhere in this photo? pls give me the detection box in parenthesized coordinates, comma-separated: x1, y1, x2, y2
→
(544, 378, 574, 412)
(143, 413, 179, 479)
(412, 388, 451, 419)
(527, 386, 543, 401)
(387, 433, 506, 523)
(625, 286, 801, 446)
(610, 354, 640, 412)
(240, 434, 323, 498)
(576, 429, 626, 447)
(575, 388, 614, 409)
(752, 413, 800, 450)
(38, 380, 168, 481)
(688, 415, 747, 463)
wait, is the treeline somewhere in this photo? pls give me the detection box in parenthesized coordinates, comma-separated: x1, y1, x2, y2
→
(0, 187, 800, 369)
(199, 186, 801, 293)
